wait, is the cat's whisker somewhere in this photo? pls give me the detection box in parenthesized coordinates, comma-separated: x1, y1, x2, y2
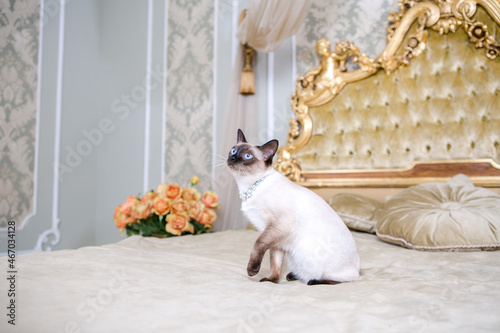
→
(213, 153, 228, 160)
(203, 159, 227, 174)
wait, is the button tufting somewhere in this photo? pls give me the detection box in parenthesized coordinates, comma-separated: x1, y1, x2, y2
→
(301, 26, 500, 172)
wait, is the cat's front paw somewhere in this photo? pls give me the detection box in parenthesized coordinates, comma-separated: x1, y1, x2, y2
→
(247, 261, 261, 276)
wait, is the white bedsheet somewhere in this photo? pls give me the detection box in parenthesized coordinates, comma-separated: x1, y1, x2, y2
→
(1, 230, 499, 332)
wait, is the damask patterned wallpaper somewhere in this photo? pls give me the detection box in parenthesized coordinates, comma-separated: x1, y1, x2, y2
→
(296, 0, 396, 76)
(164, 0, 214, 190)
(0, 1, 40, 228)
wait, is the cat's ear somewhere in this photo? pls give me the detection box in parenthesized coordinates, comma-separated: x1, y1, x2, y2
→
(259, 140, 279, 162)
(237, 129, 247, 143)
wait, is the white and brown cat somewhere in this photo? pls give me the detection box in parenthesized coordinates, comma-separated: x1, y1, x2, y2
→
(227, 129, 360, 285)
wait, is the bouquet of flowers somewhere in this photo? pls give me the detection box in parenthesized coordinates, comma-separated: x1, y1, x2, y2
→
(113, 177, 219, 237)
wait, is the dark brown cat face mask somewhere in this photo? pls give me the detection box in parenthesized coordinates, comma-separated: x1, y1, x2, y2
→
(227, 129, 278, 173)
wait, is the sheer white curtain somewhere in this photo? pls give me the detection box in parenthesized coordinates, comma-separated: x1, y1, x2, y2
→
(214, 0, 313, 231)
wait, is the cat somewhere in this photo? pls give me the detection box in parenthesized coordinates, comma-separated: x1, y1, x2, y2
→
(227, 129, 360, 285)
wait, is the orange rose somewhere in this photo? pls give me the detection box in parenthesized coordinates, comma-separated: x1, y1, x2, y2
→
(156, 183, 168, 196)
(165, 183, 182, 199)
(141, 191, 157, 204)
(199, 209, 217, 227)
(202, 191, 219, 209)
(133, 201, 153, 220)
(166, 213, 193, 235)
(172, 198, 188, 213)
(156, 183, 182, 199)
(153, 196, 171, 216)
(187, 200, 204, 221)
(113, 206, 136, 228)
(120, 195, 139, 215)
(182, 187, 200, 201)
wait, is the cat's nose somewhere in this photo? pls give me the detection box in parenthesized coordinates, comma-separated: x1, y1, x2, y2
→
(228, 155, 236, 162)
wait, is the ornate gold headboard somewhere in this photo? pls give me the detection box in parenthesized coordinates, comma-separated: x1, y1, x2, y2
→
(276, 0, 500, 188)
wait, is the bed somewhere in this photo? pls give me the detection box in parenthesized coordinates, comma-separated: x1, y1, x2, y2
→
(3, 230, 500, 332)
(2, 0, 500, 331)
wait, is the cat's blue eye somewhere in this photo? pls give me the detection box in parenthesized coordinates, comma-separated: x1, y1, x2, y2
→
(231, 148, 237, 155)
(244, 153, 253, 160)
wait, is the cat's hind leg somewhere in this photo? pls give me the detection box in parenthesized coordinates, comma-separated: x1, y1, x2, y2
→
(307, 279, 341, 285)
(260, 248, 284, 283)
(286, 272, 299, 281)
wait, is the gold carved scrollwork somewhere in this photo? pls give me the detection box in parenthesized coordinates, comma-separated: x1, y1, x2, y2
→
(276, 0, 500, 182)
(460, 3, 500, 59)
(295, 38, 375, 107)
(432, 0, 464, 33)
(274, 150, 303, 182)
(287, 118, 300, 144)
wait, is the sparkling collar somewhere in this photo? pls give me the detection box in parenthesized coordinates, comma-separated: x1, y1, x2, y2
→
(240, 176, 268, 202)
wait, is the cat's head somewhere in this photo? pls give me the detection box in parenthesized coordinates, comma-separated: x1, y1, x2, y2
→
(227, 129, 278, 175)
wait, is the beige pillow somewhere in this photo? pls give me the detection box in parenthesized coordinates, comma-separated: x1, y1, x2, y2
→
(376, 174, 500, 251)
(329, 193, 382, 233)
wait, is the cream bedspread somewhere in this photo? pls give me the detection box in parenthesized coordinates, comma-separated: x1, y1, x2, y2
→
(1, 230, 500, 332)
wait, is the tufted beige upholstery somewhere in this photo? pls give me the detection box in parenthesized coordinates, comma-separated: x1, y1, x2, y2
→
(292, 7, 500, 173)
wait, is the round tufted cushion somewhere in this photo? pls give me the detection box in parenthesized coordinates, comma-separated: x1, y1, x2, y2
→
(375, 174, 500, 251)
(329, 193, 381, 233)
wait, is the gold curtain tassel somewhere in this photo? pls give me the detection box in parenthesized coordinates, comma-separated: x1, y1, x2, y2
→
(239, 44, 255, 95)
